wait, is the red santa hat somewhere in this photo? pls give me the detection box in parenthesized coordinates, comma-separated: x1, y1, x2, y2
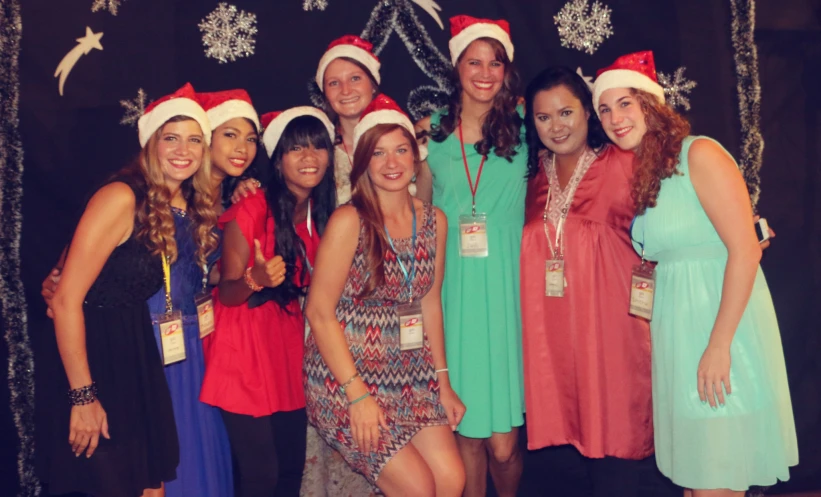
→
(315, 35, 381, 88)
(592, 51, 666, 116)
(198, 89, 260, 132)
(260, 107, 335, 159)
(353, 94, 427, 161)
(137, 83, 211, 147)
(448, 15, 514, 66)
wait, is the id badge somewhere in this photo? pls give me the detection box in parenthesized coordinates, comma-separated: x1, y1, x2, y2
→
(458, 214, 489, 258)
(398, 301, 424, 351)
(545, 259, 566, 297)
(194, 292, 215, 339)
(159, 310, 186, 365)
(629, 264, 655, 320)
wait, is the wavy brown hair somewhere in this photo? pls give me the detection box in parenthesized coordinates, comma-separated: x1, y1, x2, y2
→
(122, 116, 219, 267)
(630, 89, 691, 215)
(430, 37, 522, 161)
(349, 124, 420, 297)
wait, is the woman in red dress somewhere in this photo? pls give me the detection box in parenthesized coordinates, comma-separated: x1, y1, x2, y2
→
(200, 107, 336, 497)
(520, 66, 653, 497)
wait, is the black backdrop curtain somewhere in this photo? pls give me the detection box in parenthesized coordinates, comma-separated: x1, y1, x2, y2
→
(0, 0, 818, 495)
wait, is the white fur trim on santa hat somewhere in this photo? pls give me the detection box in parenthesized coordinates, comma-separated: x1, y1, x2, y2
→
(315, 45, 381, 88)
(448, 23, 514, 65)
(353, 110, 428, 162)
(261, 107, 336, 159)
(206, 99, 260, 131)
(138, 98, 211, 147)
(592, 69, 665, 117)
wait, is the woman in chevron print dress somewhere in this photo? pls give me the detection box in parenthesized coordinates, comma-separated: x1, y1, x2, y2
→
(303, 96, 466, 496)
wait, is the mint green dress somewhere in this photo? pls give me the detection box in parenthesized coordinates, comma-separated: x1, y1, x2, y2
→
(631, 136, 798, 490)
(427, 110, 527, 437)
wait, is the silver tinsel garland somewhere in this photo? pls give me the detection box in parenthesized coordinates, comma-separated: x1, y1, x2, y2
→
(729, 0, 763, 207)
(0, 0, 40, 496)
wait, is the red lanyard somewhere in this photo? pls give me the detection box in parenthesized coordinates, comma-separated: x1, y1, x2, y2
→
(458, 123, 487, 216)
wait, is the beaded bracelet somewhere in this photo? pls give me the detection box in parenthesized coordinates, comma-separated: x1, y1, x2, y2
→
(244, 267, 263, 292)
(350, 392, 370, 405)
(339, 372, 360, 394)
(68, 382, 98, 406)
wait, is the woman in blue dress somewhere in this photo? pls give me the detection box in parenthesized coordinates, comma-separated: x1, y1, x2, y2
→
(593, 51, 797, 496)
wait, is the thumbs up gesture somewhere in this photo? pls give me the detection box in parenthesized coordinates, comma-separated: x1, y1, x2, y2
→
(249, 239, 287, 288)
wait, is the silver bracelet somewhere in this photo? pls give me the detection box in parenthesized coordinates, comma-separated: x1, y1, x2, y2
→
(435, 368, 449, 374)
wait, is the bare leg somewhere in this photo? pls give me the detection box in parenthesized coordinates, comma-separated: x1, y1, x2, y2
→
(375, 442, 435, 497)
(141, 483, 164, 497)
(410, 425, 465, 497)
(486, 429, 523, 497)
(457, 434, 488, 497)
(692, 489, 744, 497)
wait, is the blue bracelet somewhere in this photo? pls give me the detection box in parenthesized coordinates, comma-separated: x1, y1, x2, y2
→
(350, 392, 370, 405)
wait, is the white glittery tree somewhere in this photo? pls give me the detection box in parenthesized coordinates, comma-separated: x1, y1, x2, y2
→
(303, 0, 329, 11)
(199, 3, 258, 64)
(554, 0, 613, 55)
(91, 0, 123, 15)
(120, 88, 149, 126)
(658, 67, 697, 111)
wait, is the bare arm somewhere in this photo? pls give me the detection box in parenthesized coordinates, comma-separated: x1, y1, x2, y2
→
(217, 219, 286, 307)
(304, 206, 364, 400)
(51, 182, 134, 457)
(52, 182, 135, 390)
(689, 138, 762, 406)
(414, 116, 433, 202)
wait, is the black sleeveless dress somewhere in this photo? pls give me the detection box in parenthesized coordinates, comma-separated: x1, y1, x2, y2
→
(37, 180, 179, 497)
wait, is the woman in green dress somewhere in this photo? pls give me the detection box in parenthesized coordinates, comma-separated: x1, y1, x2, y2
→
(415, 14, 526, 497)
(594, 51, 798, 497)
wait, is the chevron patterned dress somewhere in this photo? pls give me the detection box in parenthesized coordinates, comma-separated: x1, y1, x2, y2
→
(303, 203, 448, 484)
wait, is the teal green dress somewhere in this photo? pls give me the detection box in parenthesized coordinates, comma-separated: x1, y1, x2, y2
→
(631, 136, 798, 490)
(427, 110, 527, 437)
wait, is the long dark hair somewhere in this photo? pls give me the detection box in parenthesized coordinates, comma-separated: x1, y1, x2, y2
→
(430, 37, 522, 161)
(524, 66, 611, 178)
(261, 115, 336, 309)
(350, 124, 421, 298)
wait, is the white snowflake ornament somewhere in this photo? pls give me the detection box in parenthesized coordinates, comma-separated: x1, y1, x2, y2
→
(658, 67, 697, 111)
(199, 3, 258, 64)
(303, 0, 328, 11)
(120, 89, 149, 126)
(554, 0, 614, 55)
(91, 0, 123, 15)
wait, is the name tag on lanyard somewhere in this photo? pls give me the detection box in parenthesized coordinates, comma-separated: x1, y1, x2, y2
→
(398, 300, 424, 351)
(195, 291, 215, 339)
(545, 259, 566, 297)
(629, 263, 655, 320)
(159, 254, 186, 365)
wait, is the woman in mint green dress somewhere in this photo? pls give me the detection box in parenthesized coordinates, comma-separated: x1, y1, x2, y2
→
(593, 51, 797, 496)
(415, 15, 526, 497)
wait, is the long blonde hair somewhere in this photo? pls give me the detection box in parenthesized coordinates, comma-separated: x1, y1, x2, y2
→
(124, 116, 219, 267)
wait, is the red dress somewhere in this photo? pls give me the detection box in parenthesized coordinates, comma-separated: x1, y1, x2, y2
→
(200, 190, 317, 417)
(520, 145, 653, 459)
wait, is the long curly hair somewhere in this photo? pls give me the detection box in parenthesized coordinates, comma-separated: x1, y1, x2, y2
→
(318, 57, 380, 146)
(524, 66, 611, 178)
(121, 116, 219, 268)
(262, 115, 337, 310)
(350, 124, 421, 298)
(430, 38, 522, 161)
(630, 89, 691, 215)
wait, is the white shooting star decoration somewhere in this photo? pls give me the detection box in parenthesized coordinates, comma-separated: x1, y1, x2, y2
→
(54, 27, 104, 96)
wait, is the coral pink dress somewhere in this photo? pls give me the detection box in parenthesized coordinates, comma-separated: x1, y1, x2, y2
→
(521, 145, 653, 459)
